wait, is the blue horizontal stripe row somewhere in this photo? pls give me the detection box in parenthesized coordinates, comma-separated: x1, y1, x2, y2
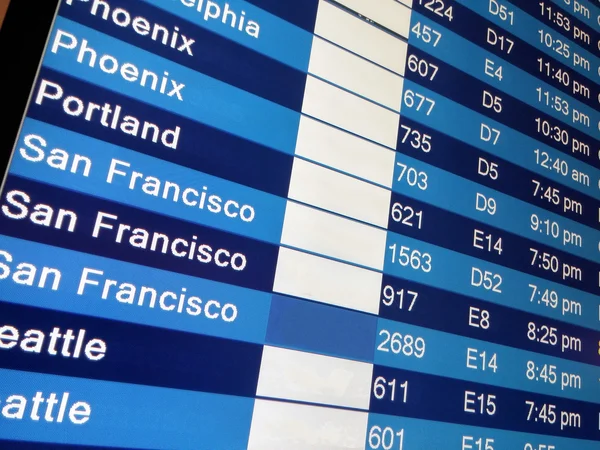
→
(0, 234, 271, 344)
(0, 175, 279, 293)
(266, 294, 378, 363)
(370, 364, 600, 440)
(0, 368, 254, 449)
(380, 257, 600, 334)
(368, 409, 600, 449)
(0, 301, 263, 397)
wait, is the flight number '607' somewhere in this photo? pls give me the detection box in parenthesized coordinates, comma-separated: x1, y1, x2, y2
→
(407, 54, 439, 81)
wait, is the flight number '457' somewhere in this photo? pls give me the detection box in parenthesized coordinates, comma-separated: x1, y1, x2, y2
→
(411, 22, 442, 47)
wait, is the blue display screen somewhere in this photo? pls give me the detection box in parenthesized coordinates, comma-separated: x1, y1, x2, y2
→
(0, 0, 599, 448)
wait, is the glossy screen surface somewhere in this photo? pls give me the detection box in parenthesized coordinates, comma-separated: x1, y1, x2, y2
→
(0, 0, 599, 449)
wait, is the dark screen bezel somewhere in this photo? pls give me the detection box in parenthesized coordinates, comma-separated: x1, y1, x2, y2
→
(0, 0, 61, 182)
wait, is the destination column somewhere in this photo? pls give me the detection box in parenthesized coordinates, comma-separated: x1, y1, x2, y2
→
(0, 0, 316, 447)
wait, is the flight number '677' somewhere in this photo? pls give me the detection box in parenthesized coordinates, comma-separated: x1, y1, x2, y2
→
(403, 90, 436, 116)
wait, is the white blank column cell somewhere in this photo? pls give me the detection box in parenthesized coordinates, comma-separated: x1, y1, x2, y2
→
(314, 0, 408, 76)
(247, 399, 369, 450)
(273, 247, 382, 314)
(334, 0, 413, 38)
(302, 76, 399, 148)
(288, 158, 391, 228)
(294, 116, 395, 188)
(256, 346, 373, 409)
(280, 201, 387, 270)
(308, 36, 404, 111)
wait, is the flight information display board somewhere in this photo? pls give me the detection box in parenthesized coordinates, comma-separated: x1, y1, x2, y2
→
(0, 0, 599, 448)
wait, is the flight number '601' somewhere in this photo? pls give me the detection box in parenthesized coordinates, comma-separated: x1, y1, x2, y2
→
(368, 426, 405, 450)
